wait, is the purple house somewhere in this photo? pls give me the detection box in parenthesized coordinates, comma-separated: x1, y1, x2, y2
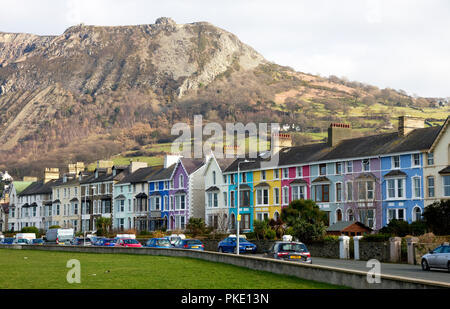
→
(167, 158, 205, 231)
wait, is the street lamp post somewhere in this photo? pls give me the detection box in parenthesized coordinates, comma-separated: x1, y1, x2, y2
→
(236, 159, 254, 255)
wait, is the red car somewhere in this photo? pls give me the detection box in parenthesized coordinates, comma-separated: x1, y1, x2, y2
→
(115, 238, 142, 248)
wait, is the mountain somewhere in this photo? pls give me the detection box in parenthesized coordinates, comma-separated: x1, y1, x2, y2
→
(0, 18, 447, 177)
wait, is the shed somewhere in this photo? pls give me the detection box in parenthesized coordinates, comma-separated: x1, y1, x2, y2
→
(326, 221, 372, 236)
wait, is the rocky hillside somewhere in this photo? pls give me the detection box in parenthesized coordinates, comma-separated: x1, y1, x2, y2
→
(0, 18, 447, 177)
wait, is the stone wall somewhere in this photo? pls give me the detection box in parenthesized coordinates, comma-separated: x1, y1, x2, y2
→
(414, 242, 446, 264)
(359, 241, 390, 262)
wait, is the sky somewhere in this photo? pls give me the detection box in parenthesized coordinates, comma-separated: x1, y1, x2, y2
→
(1, 0, 449, 98)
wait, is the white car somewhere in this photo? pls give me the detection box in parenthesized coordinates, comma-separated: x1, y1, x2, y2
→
(421, 244, 450, 272)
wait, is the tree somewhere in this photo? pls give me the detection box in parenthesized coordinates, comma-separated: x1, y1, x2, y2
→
(21, 226, 40, 236)
(281, 199, 328, 242)
(185, 218, 208, 236)
(253, 220, 269, 240)
(95, 217, 112, 236)
(422, 200, 450, 235)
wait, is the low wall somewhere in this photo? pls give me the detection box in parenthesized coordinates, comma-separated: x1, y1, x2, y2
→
(1, 245, 448, 289)
(359, 241, 390, 262)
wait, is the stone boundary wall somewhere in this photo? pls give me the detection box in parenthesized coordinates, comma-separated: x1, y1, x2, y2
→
(1, 245, 448, 289)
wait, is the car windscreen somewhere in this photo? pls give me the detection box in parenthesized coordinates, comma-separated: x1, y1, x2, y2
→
(279, 243, 307, 252)
(156, 239, 171, 246)
(123, 239, 139, 244)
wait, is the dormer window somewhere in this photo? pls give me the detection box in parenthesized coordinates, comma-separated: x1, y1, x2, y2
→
(179, 174, 184, 188)
(362, 159, 370, 172)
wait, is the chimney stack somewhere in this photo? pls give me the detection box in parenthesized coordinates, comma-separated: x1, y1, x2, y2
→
(271, 132, 292, 155)
(68, 162, 85, 175)
(164, 155, 182, 168)
(129, 161, 148, 173)
(327, 123, 352, 147)
(398, 116, 424, 136)
(44, 168, 60, 183)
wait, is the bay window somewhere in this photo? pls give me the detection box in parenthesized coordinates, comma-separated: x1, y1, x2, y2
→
(387, 178, 405, 199)
(292, 185, 306, 201)
(256, 188, 269, 206)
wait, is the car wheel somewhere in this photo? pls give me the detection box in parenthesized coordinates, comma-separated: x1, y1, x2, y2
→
(421, 259, 430, 271)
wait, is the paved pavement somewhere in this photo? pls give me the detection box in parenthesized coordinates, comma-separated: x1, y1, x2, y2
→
(254, 254, 450, 284)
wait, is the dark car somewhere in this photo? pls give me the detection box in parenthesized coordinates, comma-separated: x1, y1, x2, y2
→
(421, 244, 450, 272)
(145, 238, 172, 248)
(264, 241, 312, 263)
(93, 238, 116, 247)
(174, 239, 205, 251)
(31, 239, 45, 245)
(0, 237, 14, 245)
(71, 237, 92, 246)
(218, 236, 257, 254)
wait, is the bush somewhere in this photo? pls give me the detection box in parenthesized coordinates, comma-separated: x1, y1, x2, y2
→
(253, 220, 269, 240)
(360, 233, 392, 242)
(185, 218, 208, 237)
(244, 232, 256, 240)
(409, 221, 428, 236)
(422, 200, 450, 235)
(20, 226, 39, 236)
(292, 218, 326, 243)
(321, 235, 340, 242)
(264, 229, 276, 240)
(49, 225, 61, 229)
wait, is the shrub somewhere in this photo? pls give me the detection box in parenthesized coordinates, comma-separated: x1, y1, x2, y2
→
(360, 233, 392, 242)
(379, 219, 411, 237)
(20, 226, 39, 236)
(49, 225, 61, 229)
(321, 235, 340, 242)
(409, 221, 428, 236)
(264, 229, 276, 240)
(185, 218, 208, 237)
(422, 200, 450, 235)
(244, 232, 256, 240)
(253, 220, 269, 240)
(292, 218, 326, 243)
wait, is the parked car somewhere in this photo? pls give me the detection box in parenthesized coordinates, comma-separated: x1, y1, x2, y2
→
(115, 238, 142, 248)
(421, 244, 450, 272)
(94, 238, 116, 247)
(31, 239, 45, 245)
(13, 238, 31, 245)
(71, 237, 92, 246)
(145, 238, 172, 248)
(264, 241, 312, 264)
(174, 239, 205, 251)
(0, 238, 14, 245)
(45, 228, 74, 245)
(163, 234, 186, 246)
(218, 236, 257, 253)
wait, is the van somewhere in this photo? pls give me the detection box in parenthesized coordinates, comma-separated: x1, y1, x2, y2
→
(15, 233, 36, 241)
(116, 234, 136, 239)
(46, 228, 74, 244)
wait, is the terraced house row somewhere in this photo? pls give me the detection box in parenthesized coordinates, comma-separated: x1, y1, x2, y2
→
(1, 116, 449, 234)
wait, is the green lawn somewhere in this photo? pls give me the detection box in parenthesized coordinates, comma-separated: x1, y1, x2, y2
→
(0, 249, 345, 289)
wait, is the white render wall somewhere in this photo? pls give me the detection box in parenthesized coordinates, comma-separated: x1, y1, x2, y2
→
(189, 164, 206, 220)
(424, 124, 450, 206)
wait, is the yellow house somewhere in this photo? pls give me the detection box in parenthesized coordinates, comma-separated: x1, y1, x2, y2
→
(253, 168, 282, 222)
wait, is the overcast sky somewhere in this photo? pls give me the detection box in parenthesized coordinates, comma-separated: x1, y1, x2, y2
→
(1, 0, 449, 97)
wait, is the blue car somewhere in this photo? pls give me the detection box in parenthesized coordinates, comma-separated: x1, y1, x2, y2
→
(0, 238, 14, 245)
(174, 239, 205, 251)
(94, 238, 116, 247)
(218, 236, 257, 254)
(145, 238, 172, 248)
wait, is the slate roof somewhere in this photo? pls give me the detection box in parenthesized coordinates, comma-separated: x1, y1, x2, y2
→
(148, 164, 176, 181)
(439, 166, 450, 174)
(216, 158, 236, 171)
(117, 165, 163, 184)
(79, 172, 115, 185)
(326, 221, 372, 232)
(18, 179, 60, 196)
(384, 170, 407, 177)
(180, 158, 205, 175)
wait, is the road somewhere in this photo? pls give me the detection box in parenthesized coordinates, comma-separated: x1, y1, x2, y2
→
(253, 254, 450, 284)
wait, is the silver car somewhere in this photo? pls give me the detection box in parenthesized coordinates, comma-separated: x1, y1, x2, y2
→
(421, 244, 450, 272)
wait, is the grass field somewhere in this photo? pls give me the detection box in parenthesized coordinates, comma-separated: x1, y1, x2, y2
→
(0, 249, 345, 289)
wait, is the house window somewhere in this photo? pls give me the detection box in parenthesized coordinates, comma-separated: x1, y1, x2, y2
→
(261, 171, 266, 181)
(296, 167, 302, 178)
(212, 171, 216, 185)
(230, 191, 235, 208)
(427, 153, 434, 165)
(223, 175, 227, 184)
(335, 162, 342, 175)
(346, 182, 353, 201)
(292, 185, 306, 201)
(282, 186, 289, 205)
(256, 212, 269, 222)
(231, 174, 235, 184)
(241, 214, 251, 230)
(336, 183, 342, 202)
(256, 188, 269, 206)
(347, 209, 354, 221)
(273, 187, 280, 205)
(388, 208, 405, 222)
(314, 184, 329, 202)
(347, 161, 353, 173)
(223, 192, 227, 207)
(179, 175, 184, 188)
(392, 156, 400, 169)
(181, 195, 185, 210)
(387, 178, 405, 199)
(319, 164, 326, 176)
(282, 168, 289, 179)
(444, 176, 450, 197)
(362, 159, 370, 171)
(412, 154, 420, 167)
(427, 176, 435, 198)
(242, 172, 247, 183)
(412, 177, 421, 199)
(240, 190, 250, 207)
(274, 169, 279, 179)
(359, 209, 375, 228)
